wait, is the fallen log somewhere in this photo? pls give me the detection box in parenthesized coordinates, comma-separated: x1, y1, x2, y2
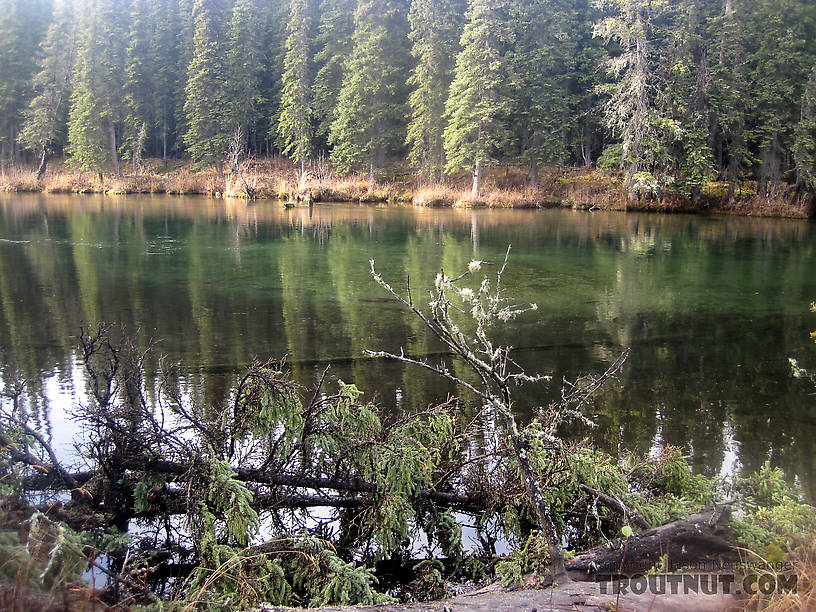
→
(22, 458, 484, 516)
(565, 504, 736, 580)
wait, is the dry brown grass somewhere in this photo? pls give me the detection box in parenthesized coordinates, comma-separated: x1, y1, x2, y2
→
(162, 168, 220, 195)
(413, 183, 462, 206)
(41, 171, 80, 193)
(412, 167, 558, 208)
(740, 545, 815, 612)
(0, 168, 42, 193)
(307, 173, 411, 202)
(1, 159, 812, 218)
(715, 195, 813, 218)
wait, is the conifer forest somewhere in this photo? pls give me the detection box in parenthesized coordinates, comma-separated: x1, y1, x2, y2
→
(0, 0, 815, 203)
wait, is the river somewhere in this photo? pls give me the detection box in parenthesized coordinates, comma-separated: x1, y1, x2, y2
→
(1, 193, 814, 498)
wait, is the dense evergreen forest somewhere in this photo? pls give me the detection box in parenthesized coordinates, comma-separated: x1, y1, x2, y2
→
(1, 0, 816, 200)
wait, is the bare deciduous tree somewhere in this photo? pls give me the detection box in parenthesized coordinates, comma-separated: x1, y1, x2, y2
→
(368, 246, 629, 584)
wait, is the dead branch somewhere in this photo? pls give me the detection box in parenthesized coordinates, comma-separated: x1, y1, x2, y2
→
(578, 484, 652, 530)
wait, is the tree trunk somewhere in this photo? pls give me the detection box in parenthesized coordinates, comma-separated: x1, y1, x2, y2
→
(509, 427, 570, 584)
(215, 160, 225, 181)
(472, 159, 482, 198)
(581, 125, 593, 167)
(36, 148, 48, 182)
(529, 161, 539, 188)
(162, 108, 168, 166)
(565, 505, 735, 580)
(107, 117, 122, 178)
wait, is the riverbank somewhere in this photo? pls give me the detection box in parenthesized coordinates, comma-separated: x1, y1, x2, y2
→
(0, 159, 812, 219)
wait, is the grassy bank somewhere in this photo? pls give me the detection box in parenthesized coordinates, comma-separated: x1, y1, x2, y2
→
(1, 158, 812, 218)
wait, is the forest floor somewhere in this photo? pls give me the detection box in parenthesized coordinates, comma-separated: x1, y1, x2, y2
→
(0, 158, 812, 219)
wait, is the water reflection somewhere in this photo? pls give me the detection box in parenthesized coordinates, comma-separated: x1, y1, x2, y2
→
(0, 193, 814, 498)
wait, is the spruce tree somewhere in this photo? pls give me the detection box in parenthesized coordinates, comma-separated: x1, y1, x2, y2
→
(312, 0, 355, 147)
(443, 0, 513, 197)
(593, 0, 666, 189)
(151, 0, 181, 163)
(184, 0, 232, 179)
(227, 0, 267, 151)
(68, 67, 111, 177)
(67, 0, 126, 178)
(257, 0, 290, 157)
(0, 0, 52, 167)
(744, 0, 816, 198)
(329, 0, 412, 177)
(507, 0, 577, 184)
(19, 0, 76, 180)
(709, 0, 748, 196)
(123, 0, 153, 171)
(659, 0, 717, 198)
(569, 0, 606, 168)
(405, 0, 464, 181)
(794, 65, 816, 194)
(174, 0, 196, 156)
(278, 0, 314, 176)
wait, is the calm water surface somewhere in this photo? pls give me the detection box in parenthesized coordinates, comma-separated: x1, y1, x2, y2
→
(1, 194, 815, 497)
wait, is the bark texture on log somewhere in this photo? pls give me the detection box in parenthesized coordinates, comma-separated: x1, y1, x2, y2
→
(566, 504, 736, 580)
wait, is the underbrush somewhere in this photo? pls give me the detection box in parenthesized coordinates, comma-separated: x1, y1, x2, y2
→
(2, 447, 812, 609)
(1, 160, 812, 217)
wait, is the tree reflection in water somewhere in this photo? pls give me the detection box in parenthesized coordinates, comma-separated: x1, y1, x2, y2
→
(0, 193, 814, 499)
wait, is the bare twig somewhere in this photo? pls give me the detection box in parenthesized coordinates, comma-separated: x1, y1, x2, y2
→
(579, 484, 652, 530)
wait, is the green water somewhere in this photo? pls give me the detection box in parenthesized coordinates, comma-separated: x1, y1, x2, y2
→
(1, 193, 815, 496)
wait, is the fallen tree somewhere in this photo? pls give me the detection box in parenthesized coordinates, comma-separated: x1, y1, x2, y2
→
(565, 504, 735, 579)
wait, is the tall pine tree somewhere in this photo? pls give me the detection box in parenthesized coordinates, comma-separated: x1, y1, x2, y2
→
(744, 0, 816, 198)
(329, 0, 412, 177)
(312, 0, 355, 148)
(150, 0, 181, 162)
(123, 0, 154, 171)
(173, 0, 196, 157)
(278, 0, 314, 176)
(443, 0, 513, 197)
(507, 0, 578, 183)
(405, 0, 464, 181)
(67, 0, 126, 178)
(227, 0, 268, 151)
(709, 0, 748, 196)
(659, 0, 717, 198)
(794, 65, 816, 194)
(184, 0, 231, 179)
(0, 0, 52, 167)
(19, 0, 76, 180)
(593, 0, 667, 189)
(568, 0, 606, 167)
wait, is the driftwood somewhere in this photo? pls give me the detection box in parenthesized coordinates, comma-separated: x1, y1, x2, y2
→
(566, 504, 736, 580)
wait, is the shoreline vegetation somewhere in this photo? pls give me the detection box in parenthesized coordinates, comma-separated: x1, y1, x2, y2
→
(1, 158, 813, 219)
